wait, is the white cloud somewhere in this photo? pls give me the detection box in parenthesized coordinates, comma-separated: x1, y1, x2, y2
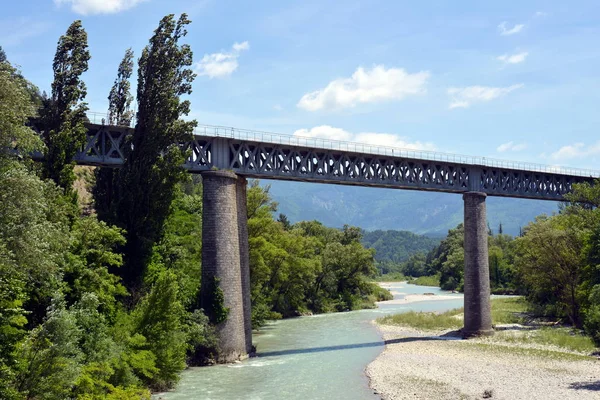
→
(293, 125, 436, 151)
(297, 65, 429, 112)
(497, 141, 528, 152)
(54, 0, 146, 15)
(447, 84, 524, 109)
(196, 41, 250, 79)
(498, 22, 525, 36)
(550, 142, 600, 161)
(534, 11, 547, 18)
(273, 104, 283, 111)
(232, 41, 249, 51)
(497, 51, 528, 64)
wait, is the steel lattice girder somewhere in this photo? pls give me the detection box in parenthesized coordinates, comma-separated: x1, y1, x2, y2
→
(73, 124, 593, 201)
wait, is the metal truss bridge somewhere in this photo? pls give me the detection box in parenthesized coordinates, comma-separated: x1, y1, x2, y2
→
(75, 122, 598, 201)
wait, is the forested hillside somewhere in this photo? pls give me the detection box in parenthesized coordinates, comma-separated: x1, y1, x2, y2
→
(266, 180, 558, 236)
(362, 230, 441, 276)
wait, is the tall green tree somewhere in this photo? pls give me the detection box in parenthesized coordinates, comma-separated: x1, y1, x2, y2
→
(108, 48, 134, 126)
(41, 20, 90, 193)
(116, 14, 197, 288)
(0, 62, 43, 159)
(94, 48, 135, 223)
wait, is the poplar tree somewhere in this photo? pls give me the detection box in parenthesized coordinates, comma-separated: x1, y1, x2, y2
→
(108, 48, 134, 126)
(117, 14, 197, 287)
(42, 20, 90, 193)
(94, 49, 135, 223)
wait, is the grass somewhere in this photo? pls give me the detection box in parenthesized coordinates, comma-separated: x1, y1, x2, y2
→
(378, 307, 463, 330)
(407, 274, 440, 287)
(490, 297, 527, 324)
(497, 328, 596, 354)
(377, 297, 598, 354)
(467, 342, 593, 361)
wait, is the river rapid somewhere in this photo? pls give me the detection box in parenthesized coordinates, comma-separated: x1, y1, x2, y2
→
(154, 283, 464, 400)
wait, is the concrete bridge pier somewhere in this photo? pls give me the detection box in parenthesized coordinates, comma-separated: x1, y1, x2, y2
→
(200, 170, 250, 362)
(462, 191, 494, 338)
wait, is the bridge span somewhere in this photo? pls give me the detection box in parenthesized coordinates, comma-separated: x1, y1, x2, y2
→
(75, 122, 598, 361)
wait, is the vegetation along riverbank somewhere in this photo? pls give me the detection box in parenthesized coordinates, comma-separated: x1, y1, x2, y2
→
(0, 16, 390, 399)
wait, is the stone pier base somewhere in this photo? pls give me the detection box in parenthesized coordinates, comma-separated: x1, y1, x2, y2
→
(200, 170, 249, 362)
(462, 192, 494, 338)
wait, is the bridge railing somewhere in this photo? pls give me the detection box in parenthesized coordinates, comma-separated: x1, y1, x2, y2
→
(85, 111, 600, 179)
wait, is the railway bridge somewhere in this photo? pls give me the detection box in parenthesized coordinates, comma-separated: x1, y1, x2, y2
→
(75, 122, 598, 362)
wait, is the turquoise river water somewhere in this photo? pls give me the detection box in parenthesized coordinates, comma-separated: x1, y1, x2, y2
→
(154, 283, 464, 400)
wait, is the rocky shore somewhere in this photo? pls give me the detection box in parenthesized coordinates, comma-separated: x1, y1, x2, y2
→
(366, 323, 599, 400)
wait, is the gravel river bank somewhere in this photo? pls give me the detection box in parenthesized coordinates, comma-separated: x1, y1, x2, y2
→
(367, 305, 599, 399)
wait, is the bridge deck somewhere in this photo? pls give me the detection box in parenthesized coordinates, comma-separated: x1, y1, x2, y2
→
(76, 123, 598, 201)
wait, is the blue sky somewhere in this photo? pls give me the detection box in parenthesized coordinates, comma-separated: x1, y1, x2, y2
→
(2, 0, 600, 171)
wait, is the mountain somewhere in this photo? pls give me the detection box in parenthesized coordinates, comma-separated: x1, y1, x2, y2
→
(261, 179, 559, 236)
(361, 230, 440, 264)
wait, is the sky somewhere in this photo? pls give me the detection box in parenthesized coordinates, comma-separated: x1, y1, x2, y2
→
(1, 0, 600, 172)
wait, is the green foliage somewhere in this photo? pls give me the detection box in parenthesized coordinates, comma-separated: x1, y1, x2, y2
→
(115, 14, 197, 288)
(146, 185, 202, 308)
(248, 182, 381, 324)
(16, 296, 83, 400)
(203, 277, 229, 325)
(108, 48, 135, 126)
(133, 270, 187, 390)
(362, 230, 439, 273)
(94, 50, 135, 224)
(514, 215, 586, 326)
(41, 20, 90, 192)
(0, 15, 222, 398)
(369, 284, 394, 301)
(64, 217, 127, 318)
(407, 274, 441, 287)
(0, 62, 43, 158)
(583, 285, 600, 344)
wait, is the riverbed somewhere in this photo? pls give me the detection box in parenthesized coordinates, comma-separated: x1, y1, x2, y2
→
(154, 282, 463, 400)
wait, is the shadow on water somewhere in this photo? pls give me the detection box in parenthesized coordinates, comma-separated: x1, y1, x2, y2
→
(257, 332, 463, 358)
(569, 381, 600, 391)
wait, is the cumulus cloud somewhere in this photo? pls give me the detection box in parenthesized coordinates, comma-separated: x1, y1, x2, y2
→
(196, 41, 250, 79)
(297, 65, 429, 112)
(497, 141, 528, 152)
(498, 22, 525, 36)
(447, 84, 524, 109)
(54, 0, 146, 15)
(497, 51, 528, 64)
(293, 125, 436, 151)
(550, 142, 600, 161)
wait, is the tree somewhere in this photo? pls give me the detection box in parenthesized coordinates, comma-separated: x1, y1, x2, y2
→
(0, 46, 6, 63)
(133, 271, 186, 390)
(115, 14, 197, 288)
(498, 222, 503, 235)
(108, 48, 135, 126)
(0, 62, 43, 158)
(94, 49, 135, 224)
(277, 213, 291, 230)
(41, 20, 90, 193)
(514, 215, 586, 326)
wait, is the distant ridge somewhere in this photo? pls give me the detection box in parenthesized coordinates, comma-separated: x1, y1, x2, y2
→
(263, 180, 559, 236)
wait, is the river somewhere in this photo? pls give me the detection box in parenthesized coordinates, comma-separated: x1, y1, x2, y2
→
(154, 282, 464, 400)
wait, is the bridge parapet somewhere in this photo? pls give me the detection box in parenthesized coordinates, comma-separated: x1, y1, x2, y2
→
(74, 123, 597, 201)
